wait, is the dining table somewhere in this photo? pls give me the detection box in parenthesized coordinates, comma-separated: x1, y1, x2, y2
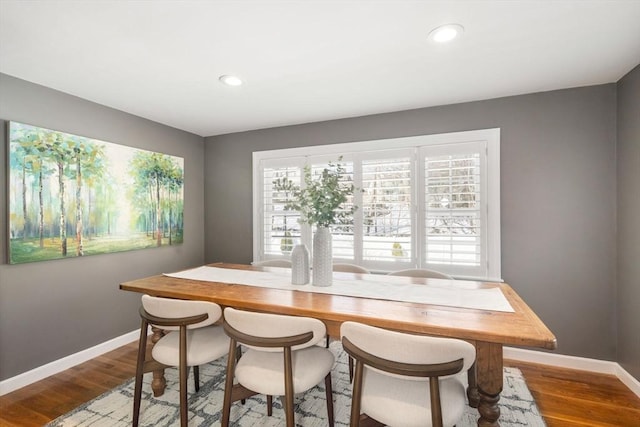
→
(120, 262, 557, 427)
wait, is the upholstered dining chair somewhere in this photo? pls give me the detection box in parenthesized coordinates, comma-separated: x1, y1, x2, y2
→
(221, 307, 335, 427)
(133, 295, 230, 427)
(341, 321, 476, 427)
(387, 268, 454, 280)
(346, 267, 454, 382)
(333, 263, 371, 274)
(253, 259, 293, 268)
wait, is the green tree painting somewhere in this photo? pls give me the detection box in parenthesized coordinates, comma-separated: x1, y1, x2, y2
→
(8, 121, 184, 264)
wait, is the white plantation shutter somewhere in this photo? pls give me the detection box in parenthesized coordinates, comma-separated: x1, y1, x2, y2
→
(361, 155, 413, 266)
(253, 129, 500, 280)
(260, 161, 303, 258)
(420, 141, 487, 277)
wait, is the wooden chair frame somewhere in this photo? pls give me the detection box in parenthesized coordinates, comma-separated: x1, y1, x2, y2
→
(221, 321, 335, 427)
(133, 307, 210, 427)
(342, 336, 464, 427)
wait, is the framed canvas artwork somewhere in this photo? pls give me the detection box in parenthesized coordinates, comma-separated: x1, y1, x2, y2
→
(7, 121, 184, 264)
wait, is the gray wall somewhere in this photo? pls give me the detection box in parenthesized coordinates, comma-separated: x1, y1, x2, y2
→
(616, 64, 640, 380)
(205, 84, 618, 362)
(0, 74, 205, 380)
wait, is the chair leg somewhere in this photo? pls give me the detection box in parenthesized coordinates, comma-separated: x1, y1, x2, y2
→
(236, 346, 246, 405)
(193, 365, 200, 392)
(350, 360, 364, 427)
(179, 325, 188, 427)
(429, 377, 444, 427)
(281, 394, 295, 427)
(283, 347, 295, 427)
(221, 339, 238, 427)
(267, 395, 273, 416)
(325, 373, 335, 427)
(133, 320, 148, 427)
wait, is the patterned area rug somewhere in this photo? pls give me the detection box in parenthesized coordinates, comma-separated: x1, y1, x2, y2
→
(47, 342, 545, 426)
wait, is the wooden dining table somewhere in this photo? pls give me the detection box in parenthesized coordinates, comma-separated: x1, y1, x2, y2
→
(120, 262, 556, 427)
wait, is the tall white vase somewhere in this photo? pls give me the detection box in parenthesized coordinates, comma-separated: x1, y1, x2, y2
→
(291, 244, 310, 285)
(312, 226, 332, 286)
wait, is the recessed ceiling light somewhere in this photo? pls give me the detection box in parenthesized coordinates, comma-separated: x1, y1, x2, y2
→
(428, 23, 464, 43)
(219, 75, 243, 86)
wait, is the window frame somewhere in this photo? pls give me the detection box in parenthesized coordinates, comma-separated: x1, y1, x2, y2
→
(252, 128, 501, 281)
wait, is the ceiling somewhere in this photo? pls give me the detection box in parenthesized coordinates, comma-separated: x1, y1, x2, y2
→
(1, 1, 639, 137)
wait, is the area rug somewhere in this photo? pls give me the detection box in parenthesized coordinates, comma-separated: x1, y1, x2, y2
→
(47, 342, 545, 426)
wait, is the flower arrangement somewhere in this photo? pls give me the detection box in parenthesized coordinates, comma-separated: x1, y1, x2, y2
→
(272, 159, 357, 228)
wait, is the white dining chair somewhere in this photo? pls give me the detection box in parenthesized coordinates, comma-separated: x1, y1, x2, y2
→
(347, 267, 454, 382)
(387, 268, 454, 279)
(253, 259, 292, 268)
(341, 321, 476, 427)
(333, 263, 371, 274)
(133, 295, 229, 427)
(221, 307, 335, 427)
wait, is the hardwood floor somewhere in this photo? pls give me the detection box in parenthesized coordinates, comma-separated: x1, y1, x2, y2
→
(511, 360, 640, 426)
(1, 342, 639, 426)
(0, 343, 138, 427)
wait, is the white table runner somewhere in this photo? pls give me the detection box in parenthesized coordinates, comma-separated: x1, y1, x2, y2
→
(164, 266, 514, 313)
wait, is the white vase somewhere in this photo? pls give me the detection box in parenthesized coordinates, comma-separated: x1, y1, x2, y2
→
(291, 244, 310, 285)
(312, 226, 332, 286)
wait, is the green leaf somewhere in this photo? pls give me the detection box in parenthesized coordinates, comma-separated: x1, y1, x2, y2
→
(272, 158, 358, 227)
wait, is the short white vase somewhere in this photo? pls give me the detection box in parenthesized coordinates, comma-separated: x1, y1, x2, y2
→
(312, 227, 332, 286)
(291, 244, 310, 285)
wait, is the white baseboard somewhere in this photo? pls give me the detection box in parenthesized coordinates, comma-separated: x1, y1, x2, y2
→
(504, 346, 640, 397)
(2, 333, 639, 399)
(615, 364, 640, 398)
(0, 330, 139, 396)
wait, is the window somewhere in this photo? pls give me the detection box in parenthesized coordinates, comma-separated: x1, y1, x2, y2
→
(262, 161, 302, 255)
(361, 153, 413, 265)
(253, 129, 501, 281)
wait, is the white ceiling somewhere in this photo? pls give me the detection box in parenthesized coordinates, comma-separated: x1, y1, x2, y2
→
(1, 1, 639, 137)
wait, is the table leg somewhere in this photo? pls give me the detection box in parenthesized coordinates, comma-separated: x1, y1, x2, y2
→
(475, 342, 503, 427)
(467, 361, 479, 408)
(150, 326, 167, 397)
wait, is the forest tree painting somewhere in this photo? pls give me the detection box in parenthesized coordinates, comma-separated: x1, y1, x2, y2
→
(7, 121, 184, 264)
